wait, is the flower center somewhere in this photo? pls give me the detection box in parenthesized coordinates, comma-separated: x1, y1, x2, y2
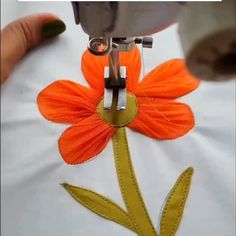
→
(97, 93, 138, 127)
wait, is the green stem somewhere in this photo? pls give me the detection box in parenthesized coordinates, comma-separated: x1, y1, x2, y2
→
(112, 127, 158, 236)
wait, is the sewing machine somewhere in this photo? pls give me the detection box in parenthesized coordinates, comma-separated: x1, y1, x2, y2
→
(72, 1, 236, 110)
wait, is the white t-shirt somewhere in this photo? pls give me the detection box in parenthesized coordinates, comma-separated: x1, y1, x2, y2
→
(1, 1, 235, 236)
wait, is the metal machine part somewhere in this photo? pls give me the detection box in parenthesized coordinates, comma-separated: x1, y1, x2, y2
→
(72, 2, 181, 110)
(104, 65, 127, 110)
(72, 2, 182, 37)
(92, 37, 153, 110)
(72, 1, 236, 106)
(72, 2, 181, 109)
(88, 37, 153, 56)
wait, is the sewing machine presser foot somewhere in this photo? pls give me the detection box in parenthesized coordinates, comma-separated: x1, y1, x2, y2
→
(104, 66, 127, 110)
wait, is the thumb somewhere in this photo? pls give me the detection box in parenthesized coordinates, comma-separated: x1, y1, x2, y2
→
(1, 13, 66, 84)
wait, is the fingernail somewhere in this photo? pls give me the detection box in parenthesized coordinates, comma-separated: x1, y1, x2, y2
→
(42, 19, 66, 39)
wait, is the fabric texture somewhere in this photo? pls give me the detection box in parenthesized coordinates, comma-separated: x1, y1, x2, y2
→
(37, 47, 199, 236)
(2, 2, 235, 236)
(112, 128, 157, 236)
(62, 128, 193, 236)
(37, 47, 199, 165)
(97, 94, 138, 127)
(61, 183, 136, 232)
(159, 168, 193, 236)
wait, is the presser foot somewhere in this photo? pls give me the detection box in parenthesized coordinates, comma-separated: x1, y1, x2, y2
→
(104, 66, 127, 110)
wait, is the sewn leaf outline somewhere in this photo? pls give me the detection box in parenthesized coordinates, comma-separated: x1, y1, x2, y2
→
(62, 128, 194, 236)
(61, 183, 136, 232)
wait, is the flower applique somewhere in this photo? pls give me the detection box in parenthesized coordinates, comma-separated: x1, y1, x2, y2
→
(37, 47, 199, 236)
(38, 47, 199, 164)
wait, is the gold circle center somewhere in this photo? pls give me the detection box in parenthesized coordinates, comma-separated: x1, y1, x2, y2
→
(97, 93, 138, 127)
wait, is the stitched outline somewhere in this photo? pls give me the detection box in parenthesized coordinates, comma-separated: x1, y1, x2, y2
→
(113, 128, 141, 234)
(121, 128, 156, 234)
(113, 127, 158, 236)
(62, 183, 136, 232)
(159, 168, 193, 236)
(97, 93, 138, 127)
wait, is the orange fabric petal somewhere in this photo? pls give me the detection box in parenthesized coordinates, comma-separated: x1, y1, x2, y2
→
(58, 114, 116, 164)
(82, 47, 141, 94)
(134, 59, 200, 99)
(128, 97, 195, 140)
(120, 47, 141, 92)
(37, 80, 100, 124)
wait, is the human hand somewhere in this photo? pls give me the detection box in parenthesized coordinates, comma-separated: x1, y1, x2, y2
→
(0, 13, 66, 84)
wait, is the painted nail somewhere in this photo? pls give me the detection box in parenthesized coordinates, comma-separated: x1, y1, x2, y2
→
(42, 19, 66, 39)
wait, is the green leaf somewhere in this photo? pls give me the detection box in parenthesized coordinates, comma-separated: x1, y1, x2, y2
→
(159, 167, 194, 236)
(61, 183, 136, 232)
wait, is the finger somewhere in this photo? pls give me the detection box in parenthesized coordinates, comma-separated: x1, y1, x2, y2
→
(1, 13, 66, 84)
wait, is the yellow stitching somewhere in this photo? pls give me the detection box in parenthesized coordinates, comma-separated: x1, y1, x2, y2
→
(122, 128, 157, 234)
(113, 130, 141, 234)
(113, 127, 157, 236)
(160, 170, 191, 235)
(62, 184, 136, 232)
(97, 93, 138, 127)
(160, 168, 193, 236)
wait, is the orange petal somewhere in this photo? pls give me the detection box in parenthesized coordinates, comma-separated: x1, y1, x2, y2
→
(81, 50, 108, 95)
(134, 59, 200, 99)
(82, 47, 141, 94)
(58, 114, 116, 164)
(120, 47, 141, 92)
(128, 97, 195, 140)
(37, 80, 100, 124)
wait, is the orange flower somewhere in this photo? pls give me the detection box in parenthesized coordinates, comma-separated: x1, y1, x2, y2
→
(37, 47, 199, 164)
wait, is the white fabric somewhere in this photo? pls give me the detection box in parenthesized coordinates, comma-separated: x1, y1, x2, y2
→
(1, 1, 235, 236)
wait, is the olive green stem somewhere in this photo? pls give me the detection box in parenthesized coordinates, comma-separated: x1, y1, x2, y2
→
(112, 127, 158, 236)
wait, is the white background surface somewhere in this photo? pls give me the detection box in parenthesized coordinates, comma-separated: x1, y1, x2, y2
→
(1, 1, 235, 236)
